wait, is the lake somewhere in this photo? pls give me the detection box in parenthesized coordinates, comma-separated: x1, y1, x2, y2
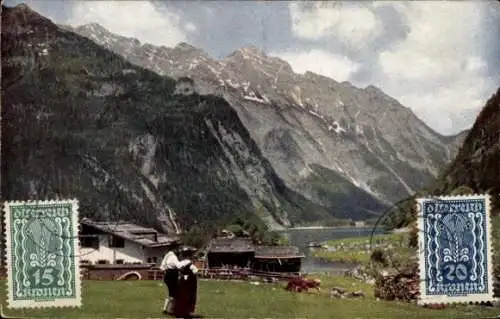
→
(279, 227, 385, 274)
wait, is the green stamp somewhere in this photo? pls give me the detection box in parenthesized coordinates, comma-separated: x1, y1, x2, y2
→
(4, 200, 81, 309)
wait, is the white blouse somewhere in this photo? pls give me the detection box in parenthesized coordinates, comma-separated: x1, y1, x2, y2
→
(159, 251, 198, 274)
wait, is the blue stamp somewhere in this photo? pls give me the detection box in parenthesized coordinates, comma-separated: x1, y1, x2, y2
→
(417, 195, 495, 304)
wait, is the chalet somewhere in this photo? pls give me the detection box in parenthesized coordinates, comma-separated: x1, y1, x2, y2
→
(79, 218, 180, 265)
(206, 237, 254, 268)
(253, 245, 305, 273)
(205, 238, 304, 273)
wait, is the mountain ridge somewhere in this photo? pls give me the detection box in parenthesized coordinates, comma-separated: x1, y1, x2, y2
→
(3, 3, 360, 234)
(68, 22, 471, 140)
(66, 21, 468, 210)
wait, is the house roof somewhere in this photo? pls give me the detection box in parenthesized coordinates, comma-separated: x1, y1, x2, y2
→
(80, 218, 179, 248)
(208, 237, 255, 253)
(254, 245, 305, 259)
(206, 238, 304, 258)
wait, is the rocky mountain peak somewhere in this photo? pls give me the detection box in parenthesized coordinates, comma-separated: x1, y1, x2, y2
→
(363, 84, 407, 109)
(8, 3, 36, 15)
(364, 84, 384, 94)
(77, 22, 109, 34)
(171, 42, 212, 62)
(227, 46, 292, 71)
(238, 45, 267, 56)
(303, 71, 339, 84)
(71, 22, 141, 49)
(3, 3, 53, 30)
(174, 41, 202, 52)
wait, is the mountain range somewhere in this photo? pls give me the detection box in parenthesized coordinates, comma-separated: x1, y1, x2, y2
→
(2, 4, 471, 234)
(66, 21, 469, 214)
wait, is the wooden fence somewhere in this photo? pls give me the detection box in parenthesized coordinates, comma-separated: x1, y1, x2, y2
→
(78, 264, 302, 281)
(81, 264, 162, 280)
(0, 264, 300, 281)
(198, 267, 300, 281)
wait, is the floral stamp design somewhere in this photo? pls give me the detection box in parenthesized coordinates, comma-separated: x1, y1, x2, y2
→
(417, 194, 495, 305)
(4, 200, 81, 309)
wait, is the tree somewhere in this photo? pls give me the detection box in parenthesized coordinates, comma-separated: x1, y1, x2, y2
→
(408, 221, 418, 248)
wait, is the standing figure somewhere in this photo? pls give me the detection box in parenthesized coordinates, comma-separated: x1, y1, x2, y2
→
(160, 244, 190, 316)
(173, 260, 200, 318)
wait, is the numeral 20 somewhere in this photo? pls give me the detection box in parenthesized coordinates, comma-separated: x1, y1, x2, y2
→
(444, 263, 468, 281)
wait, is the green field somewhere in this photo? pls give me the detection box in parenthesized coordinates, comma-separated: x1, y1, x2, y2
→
(1, 276, 498, 319)
(311, 232, 413, 265)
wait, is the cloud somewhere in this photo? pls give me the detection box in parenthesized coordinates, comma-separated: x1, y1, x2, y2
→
(375, 1, 497, 135)
(396, 78, 491, 134)
(289, 2, 383, 50)
(66, 1, 192, 47)
(273, 49, 360, 82)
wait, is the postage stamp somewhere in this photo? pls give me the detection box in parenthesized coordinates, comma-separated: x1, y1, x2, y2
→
(4, 199, 81, 309)
(416, 194, 495, 305)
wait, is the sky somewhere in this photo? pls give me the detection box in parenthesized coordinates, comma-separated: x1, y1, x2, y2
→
(6, 0, 500, 136)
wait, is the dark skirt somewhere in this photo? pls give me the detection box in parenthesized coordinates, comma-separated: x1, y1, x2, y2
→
(164, 269, 179, 298)
(174, 271, 198, 317)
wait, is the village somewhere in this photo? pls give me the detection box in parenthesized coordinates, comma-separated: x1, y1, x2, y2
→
(78, 218, 306, 282)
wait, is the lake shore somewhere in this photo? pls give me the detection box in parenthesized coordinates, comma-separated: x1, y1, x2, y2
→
(280, 226, 386, 273)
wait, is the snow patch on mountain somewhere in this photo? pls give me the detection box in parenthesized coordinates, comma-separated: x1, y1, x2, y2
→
(69, 22, 467, 217)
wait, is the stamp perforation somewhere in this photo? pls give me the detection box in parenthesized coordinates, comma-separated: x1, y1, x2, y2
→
(3, 199, 82, 309)
(416, 193, 497, 305)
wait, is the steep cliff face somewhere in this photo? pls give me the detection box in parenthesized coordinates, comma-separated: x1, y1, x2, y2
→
(437, 87, 500, 213)
(69, 23, 465, 213)
(2, 4, 346, 233)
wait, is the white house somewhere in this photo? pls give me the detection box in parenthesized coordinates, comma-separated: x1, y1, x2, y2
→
(78, 218, 180, 265)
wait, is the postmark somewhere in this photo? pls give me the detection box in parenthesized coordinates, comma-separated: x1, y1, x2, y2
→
(416, 194, 495, 305)
(4, 199, 81, 309)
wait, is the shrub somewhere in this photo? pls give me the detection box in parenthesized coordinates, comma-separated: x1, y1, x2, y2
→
(370, 248, 388, 267)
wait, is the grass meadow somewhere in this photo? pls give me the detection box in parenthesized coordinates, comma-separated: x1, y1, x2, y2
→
(1, 275, 499, 319)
